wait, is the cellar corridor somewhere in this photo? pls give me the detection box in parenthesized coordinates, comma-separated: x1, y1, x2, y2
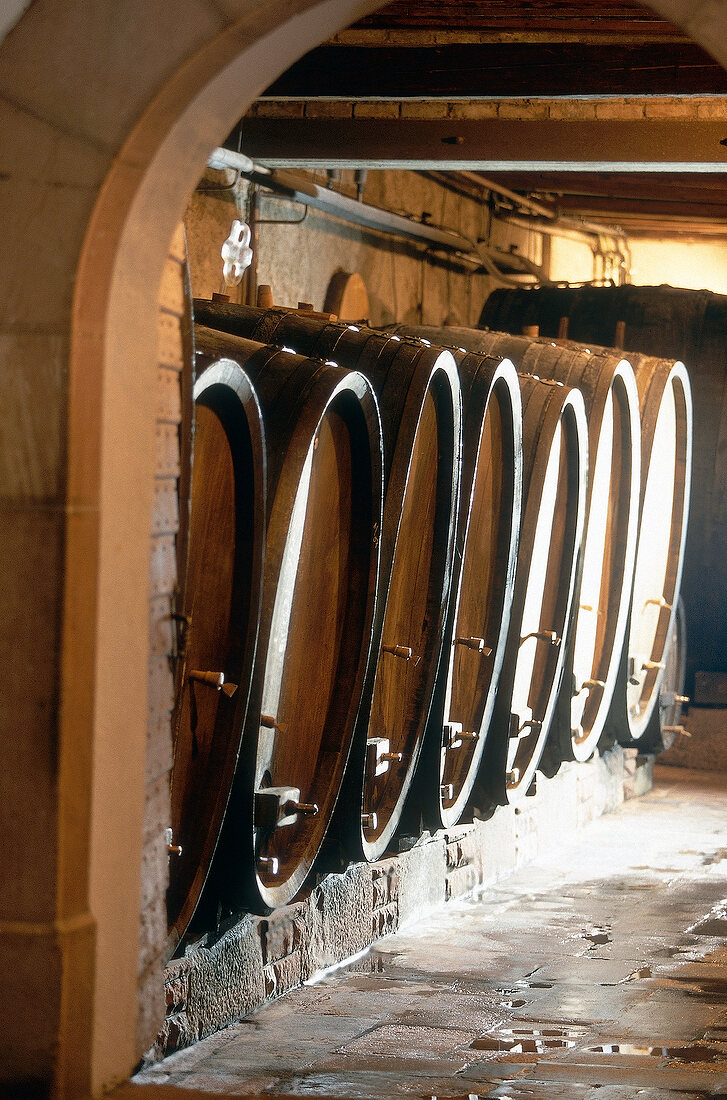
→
(129, 765, 727, 1098)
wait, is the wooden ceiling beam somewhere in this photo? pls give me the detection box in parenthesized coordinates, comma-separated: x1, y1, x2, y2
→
(348, 0, 683, 37)
(476, 171, 727, 204)
(539, 194, 727, 220)
(240, 118, 727, 171)
(329, 30, 690, 45)
(263, 43, 726, 99)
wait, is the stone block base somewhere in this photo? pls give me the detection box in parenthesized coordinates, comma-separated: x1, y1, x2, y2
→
(660, 707, 727, 772)
(148, 745, 635, 1065)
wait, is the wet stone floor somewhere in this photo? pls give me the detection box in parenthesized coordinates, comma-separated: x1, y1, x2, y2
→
(132, 766, 727, 1099)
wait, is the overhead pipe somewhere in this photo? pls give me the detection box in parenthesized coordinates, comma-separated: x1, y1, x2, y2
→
(206, 147, 626, 286)
(208, 147, 476, 254)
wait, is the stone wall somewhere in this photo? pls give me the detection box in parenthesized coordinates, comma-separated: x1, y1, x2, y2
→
(184, 168, 544, 325)
(145, 746, 635, 1065)
(661, 708, 727, 772)
(250, 96, 727, 123)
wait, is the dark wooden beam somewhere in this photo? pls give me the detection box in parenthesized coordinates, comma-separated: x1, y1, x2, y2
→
(350, 0, 683, 37)
(240, 118, 727, 171)
(477, 171, 727, 204)
(264, 43, 727, 98)
(540, 194, 727, 221)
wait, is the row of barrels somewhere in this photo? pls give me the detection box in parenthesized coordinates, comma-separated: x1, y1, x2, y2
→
(481, 282, 724, 693)
(166, 297, 692, 959)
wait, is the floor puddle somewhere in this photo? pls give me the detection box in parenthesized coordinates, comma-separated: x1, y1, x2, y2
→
(471, 1025, 586, 1054)
(583, 926, 612, 948)
(496, 977, 553, 993)
(588, 1041, 727, 1063)
(426, 1095, 483, 1099)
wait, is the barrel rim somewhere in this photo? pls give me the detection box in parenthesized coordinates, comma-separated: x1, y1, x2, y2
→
(359, 350, 463, 861)
(251, 364, 384, 910)
(569, 358, 642, 760)
(626, 358, 692, 740)
(502, 380, 589, 803)
(438, 355, 523, 828)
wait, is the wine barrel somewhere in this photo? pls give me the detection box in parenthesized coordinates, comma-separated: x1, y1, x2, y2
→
(194, 327, 383, 913)
(193, 301, 461, 861)
(166, 358, 266, 952)
(492, 337, 690, 746)
(392, 327, 523, 828)
(397, 325, 640, 768)
(480, 283, 711, 698)
(472, 375, 588, 806)
(609, 354, 692, 743)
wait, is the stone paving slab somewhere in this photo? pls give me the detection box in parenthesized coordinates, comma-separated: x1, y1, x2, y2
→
(130, 767, 727, 1099)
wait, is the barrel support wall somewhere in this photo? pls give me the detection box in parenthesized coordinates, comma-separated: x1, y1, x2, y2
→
(152, 745, 636, 1061)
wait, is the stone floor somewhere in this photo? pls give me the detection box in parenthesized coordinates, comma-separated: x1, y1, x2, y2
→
(129, 765, 727, 1099)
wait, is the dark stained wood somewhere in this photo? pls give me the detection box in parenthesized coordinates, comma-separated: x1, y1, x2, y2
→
(191, 329, 383, 914)
(442, 387, 508, 811)
(431, 330, 642, 770)
(469, 375, 588, 807)
(481, 284, 699, 735)
(263, 43, 725, 98)
(473, 172, 727, 228)
(391, 326, 522, 829)
(159, 224, 258, 961)
(167, 360, 266, 955)
(364, 391, 439, 836)
(451, 331, 640, 767)
(640, 596, 688, 752)
(240, 118, 727, 170)
(350, 0, 685, 37)
(192, 300, 462, 862)
(624, 354, 692, 741)
(258, 405, 355, 882)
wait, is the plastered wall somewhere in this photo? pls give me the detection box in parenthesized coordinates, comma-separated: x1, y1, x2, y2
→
(630, 239, 727, 294)
(185, 169, 542, 324)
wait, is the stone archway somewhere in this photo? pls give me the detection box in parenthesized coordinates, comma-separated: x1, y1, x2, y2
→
(0, 0, 724, 1095)
(0, 3, 381, 1095)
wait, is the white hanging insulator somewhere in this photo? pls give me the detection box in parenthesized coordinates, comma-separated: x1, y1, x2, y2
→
(221, 219, 253, 286)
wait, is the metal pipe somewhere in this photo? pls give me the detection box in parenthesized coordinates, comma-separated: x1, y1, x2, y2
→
(208, 146, 476, 254)
(207, 147, 256, 175)
(504, 212, 628, 244)
(206, 148, 628, 287)
(457, 170, 556, 220)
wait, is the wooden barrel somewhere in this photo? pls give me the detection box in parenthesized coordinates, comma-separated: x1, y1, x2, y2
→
(609, 354, 692, 743)
(492, 335, 690, 747)
(398, 325, 640, 767)
(193, 301, 462, 861)
(471, 375, 588, 806)
(392, 327, 523, 828)
(480, 284, 712, 698)
(166, 358, 266, 954)
(193, 327, 383, 914)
